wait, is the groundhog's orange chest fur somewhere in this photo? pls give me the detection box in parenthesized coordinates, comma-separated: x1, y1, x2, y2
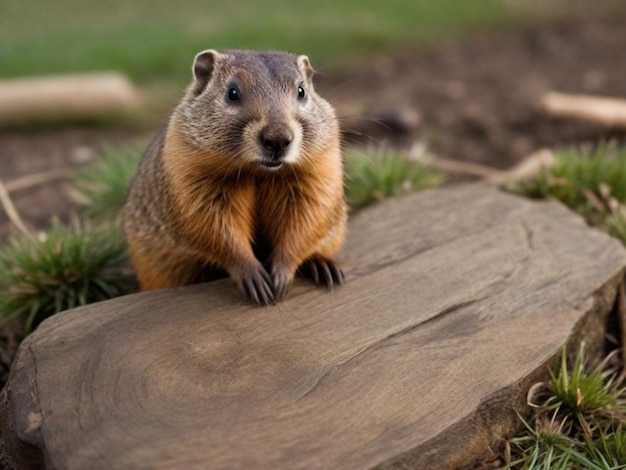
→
(164, 128, 343, 265)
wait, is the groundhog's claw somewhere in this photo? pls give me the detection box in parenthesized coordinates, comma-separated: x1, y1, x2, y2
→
(236, 268, 274, 305)
(299, 258, 344, 290)
(271, 270, 293, 301)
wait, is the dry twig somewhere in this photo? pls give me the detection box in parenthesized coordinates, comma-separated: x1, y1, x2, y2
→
(0, 173, 32, 237)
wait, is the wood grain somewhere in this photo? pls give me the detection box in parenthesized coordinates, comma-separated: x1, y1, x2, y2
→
(1, 185, 624, 469)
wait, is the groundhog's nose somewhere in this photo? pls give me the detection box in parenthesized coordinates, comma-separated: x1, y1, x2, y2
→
(259, 124, 293, 160)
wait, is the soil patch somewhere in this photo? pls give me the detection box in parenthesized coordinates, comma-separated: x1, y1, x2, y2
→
(320, 11, 626, 167)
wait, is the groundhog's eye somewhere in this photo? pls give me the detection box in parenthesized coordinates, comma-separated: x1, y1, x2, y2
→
(227, 87, 241, 102)
(297, 86, 306, 100)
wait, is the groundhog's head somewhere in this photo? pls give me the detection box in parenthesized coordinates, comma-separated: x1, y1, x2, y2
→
(175, 49, 338, 171)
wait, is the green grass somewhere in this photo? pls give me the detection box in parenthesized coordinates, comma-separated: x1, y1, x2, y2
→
(0, 221, 137, 332)
(70, 145, 143, 221)
(584, 426, 626, 466)
(512, 141, 626, 244)
(508, 413, 579, 470)
(344, 146, 444, 209)
(548, 345, 624, 429)
(513, 142, 626, 220)
(507, 344, 626, 469)
(0, 0, 514, 85)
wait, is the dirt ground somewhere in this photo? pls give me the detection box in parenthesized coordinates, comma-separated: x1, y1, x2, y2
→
(324, 11, 626, 162)
(1, 10, 626, 385)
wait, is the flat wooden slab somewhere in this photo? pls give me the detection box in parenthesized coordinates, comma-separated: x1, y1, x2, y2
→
(1, 185, 625, 469)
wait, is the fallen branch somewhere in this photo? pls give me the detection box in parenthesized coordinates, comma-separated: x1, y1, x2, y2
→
(541, 92, 626, 129)
(0, 73, 140, 126)
(5, 169, 72, 194)
(409, 143, 554, 185)
(491, 148, 555, 185)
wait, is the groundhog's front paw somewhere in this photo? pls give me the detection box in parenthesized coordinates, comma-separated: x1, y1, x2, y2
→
(298, 257, 344, 290)
(232, 266, 274, 305)
(270, 265, 294, 301)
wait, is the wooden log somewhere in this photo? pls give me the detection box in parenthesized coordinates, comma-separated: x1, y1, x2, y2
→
(0, 73, 140, 126)
(541, 91, 626, 129)
(1, 185, 624, 469)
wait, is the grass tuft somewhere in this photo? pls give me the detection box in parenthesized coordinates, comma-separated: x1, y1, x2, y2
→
(0, 221, 137, 332)
(513, 141, 626, 220)
(507, 343, 626, 468)
(584, 425, 626, 466)
(69, 145, 143, 221)
(344, 146, 444, 210)
(548, 345, 620, 422)
(508, 413, 577, 470)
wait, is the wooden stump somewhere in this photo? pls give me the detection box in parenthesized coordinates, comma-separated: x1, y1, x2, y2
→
(1, 185, 624, 470)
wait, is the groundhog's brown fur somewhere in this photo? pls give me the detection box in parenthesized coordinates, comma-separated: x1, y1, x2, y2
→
(124, 49, 346, 304)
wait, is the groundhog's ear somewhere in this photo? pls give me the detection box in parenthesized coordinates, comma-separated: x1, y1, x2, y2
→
(192, 49, 223, 96)
(297, 55, 315, 83)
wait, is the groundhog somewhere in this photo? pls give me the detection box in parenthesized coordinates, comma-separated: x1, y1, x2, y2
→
(123, 49, 347, 304)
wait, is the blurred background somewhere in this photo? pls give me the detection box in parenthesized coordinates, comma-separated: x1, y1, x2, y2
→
(1, 0, 625, 237)
(1, 1, 531, 86)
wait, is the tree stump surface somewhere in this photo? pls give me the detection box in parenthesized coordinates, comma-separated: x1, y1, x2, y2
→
(1, 184, 624, 470)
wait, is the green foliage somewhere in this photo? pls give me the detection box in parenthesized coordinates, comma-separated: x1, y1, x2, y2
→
(513, 141, 626, 218)
(0, 0, 513, 84)
(70, 146, 142, 221)
(0, 221, 137, 332)
(548, 345, 620, 420)
(0, 145, 143, 332)
(508, 413, 578, 470)
(344, 147, 444, 210)
(584, 426, 626, 467)
(507, 344, 626, 469)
